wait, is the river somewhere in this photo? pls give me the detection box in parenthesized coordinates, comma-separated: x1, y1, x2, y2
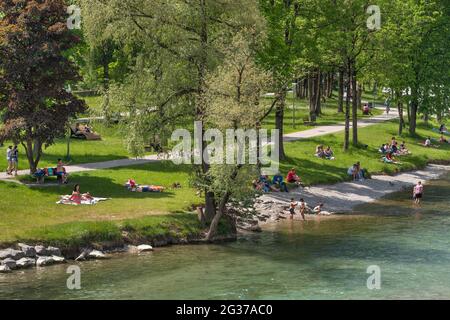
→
(1, 173, 449, 300)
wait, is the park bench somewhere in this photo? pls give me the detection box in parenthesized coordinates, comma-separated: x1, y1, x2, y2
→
(33, 168, 64, 184)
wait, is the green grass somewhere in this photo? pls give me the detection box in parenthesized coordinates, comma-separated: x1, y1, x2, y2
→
(279, 120, 450, 185)
(0, 122, 132, 172)
(0, 94, 137, 172)
(262, 93, 384, 134)
(0, 161, 202, 244)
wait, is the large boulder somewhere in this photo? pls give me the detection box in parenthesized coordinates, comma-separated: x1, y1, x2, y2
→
(36, 256, 55, 267)
(18, 243, 36, 258)
(0, 249, 25, 260)
(0, 265, 11, 273)
(46, 246, 61, 257)
(34, 246, 48, 256)
(16, 257, 36, 269)
(1, 258, 17, 269)
(87, 250, 108, 260)
(137, 244, 153, 253)
(51, 255, 65, 263)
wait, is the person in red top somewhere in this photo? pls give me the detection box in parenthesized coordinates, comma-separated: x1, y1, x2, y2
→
(286, 168, 302, 185)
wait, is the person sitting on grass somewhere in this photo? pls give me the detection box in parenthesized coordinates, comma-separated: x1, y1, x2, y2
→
(383, 152, 401, 164)
(69, 184, 93, 205)
(439, 135, 449, 144)
(323, 146, 335, 160)
(286, 168, 302, 185)
(315, 145, 325, 158)
(272, 173, 288, 192)
(399, 141, 410, 155)
(424, 137, 432, 147)
(348, 162, 366, 181)
(379, 143, 389, 154)
(439, 124, 447, 134)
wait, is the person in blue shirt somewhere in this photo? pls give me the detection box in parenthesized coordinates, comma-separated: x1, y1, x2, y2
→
(272, 173, 288, 192)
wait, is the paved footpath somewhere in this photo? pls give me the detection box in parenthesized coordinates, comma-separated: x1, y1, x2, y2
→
(0, 108, 398, 181)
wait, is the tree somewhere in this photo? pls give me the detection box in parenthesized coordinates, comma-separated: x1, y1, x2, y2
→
(203, 30, 271, 240)
(0, 0, 86, 173)
(91, 0, 264, 223)
(258, 0, 303, 160)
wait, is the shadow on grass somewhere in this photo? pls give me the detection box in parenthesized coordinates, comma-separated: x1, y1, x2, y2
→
(20, 174, 179, 200)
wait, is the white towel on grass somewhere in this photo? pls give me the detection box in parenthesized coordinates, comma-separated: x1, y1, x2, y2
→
(57, 195, 110, 205)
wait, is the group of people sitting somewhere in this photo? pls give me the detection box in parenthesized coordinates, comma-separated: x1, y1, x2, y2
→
(34, 159, 69, 184)
(422, 135, 449, 148)
(253, 169, 302, 193)
(379, 137, 410, 164)
(315, 145, 335, 160)
(347, 162, 366, 181)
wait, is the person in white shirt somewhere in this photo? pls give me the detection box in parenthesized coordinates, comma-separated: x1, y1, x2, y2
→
(6, 146, 13, 175)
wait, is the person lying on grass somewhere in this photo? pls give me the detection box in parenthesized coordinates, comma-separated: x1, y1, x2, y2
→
(69, 184, 93, 205)
(253, 175, 276, 193)
(272, 173, 289, 192)
(125, 179, 165, 193)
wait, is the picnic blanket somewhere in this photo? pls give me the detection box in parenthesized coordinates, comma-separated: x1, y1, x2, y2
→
(57, 195, 110, 205)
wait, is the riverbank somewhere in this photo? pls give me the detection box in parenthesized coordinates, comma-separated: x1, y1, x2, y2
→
(254, 164, 450, 223)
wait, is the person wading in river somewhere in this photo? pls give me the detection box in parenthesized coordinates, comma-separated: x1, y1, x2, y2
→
(413, 181, 424, 204)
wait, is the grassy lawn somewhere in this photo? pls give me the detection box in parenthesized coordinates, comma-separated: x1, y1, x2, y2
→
(279, 120, 450, 185)
(262, 93, 384, 134)
(0, 161, 202, 244)
(0, 122, 132, 172)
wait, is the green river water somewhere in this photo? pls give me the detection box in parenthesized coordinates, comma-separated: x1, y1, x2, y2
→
(1, 173, 449, 300)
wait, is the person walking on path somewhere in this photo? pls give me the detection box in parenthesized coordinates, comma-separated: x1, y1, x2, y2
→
(413, 181, 424, 204)
(10, 146, 18, 176)
(6, 146, 13, 175)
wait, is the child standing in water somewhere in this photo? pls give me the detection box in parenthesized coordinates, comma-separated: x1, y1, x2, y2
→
(289, 198, 297, 220)
(299, 198, 307, 221)
(413, 181, 424, 204)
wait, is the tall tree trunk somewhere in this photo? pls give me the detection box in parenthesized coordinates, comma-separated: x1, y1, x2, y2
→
(101, 57, 110, 122)
(344, 62, 351, 151)
(206, 192, 230, 241)
(275, 89, 287, 160)
(328, 72, 334, 98)
(351, 63, 358, 146)
(409, 87, 419, 135)
(398, 103, 404, 135)
(315, 70, 322, 116)
(308, 74, 317, 122)
(338, 68, 344, 113)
